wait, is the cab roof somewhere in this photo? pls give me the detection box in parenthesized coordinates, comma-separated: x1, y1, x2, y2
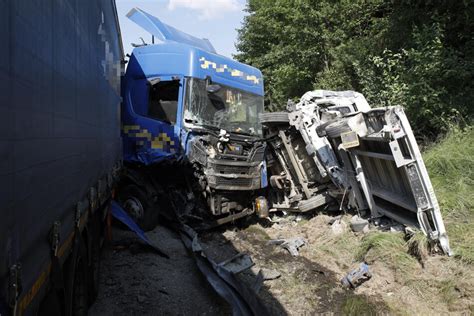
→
(125, 8, 263, 96)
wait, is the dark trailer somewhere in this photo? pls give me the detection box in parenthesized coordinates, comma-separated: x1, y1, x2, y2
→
(0, 0, 123, 315)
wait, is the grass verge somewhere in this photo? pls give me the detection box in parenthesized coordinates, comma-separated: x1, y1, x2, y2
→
(423, 126, 474, 263)
(355, 232, 417, 272)
(341, 295, 377, 316)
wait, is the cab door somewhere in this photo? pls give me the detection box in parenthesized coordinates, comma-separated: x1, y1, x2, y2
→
(122, 75, 184, 164)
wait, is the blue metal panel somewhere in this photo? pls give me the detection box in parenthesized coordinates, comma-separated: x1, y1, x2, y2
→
(128, 43, 264, 96)
(121, 74, 182, 164)
(122, 9, 264, 166)
(126, 7, 216, 54)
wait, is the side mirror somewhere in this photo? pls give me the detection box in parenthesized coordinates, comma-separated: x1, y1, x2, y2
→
(205, 76, 221, 93)
(206, 84, 221, 94)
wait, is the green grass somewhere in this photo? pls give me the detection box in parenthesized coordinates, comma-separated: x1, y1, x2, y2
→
(438, 279, 458, 308)
(355, 232, 417, 271)
(423, 126, 474, 263)
(341, 296, 377, 316)
(244, 224, 271, 241)
(406, 231, 429, 264)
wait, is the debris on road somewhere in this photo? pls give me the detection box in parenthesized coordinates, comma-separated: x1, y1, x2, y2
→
(218, 253, 254, 274)
(179, 225, 270, 316)
(331, 219, 347, 235)
(268, 237, 306, 256)
(341, 263, 372, 288)
(350, 215, 369, 233)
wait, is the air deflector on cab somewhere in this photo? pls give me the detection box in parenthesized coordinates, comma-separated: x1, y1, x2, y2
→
(126, 7, 216, 53)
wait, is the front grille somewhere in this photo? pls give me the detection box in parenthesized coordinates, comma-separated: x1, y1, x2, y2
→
(214, 164, 250, 175)
(216, 177, 253, 187)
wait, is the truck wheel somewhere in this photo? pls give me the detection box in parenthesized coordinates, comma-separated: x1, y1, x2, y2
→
(38, 289, 62, 315)
(88, 213, 101, 303)
(72, 253, 89, 316)
(298, 194, 331, 212)
(118, 184, 159, 231)
(259, 112, 290, 124)
(65, 236, 89, 316)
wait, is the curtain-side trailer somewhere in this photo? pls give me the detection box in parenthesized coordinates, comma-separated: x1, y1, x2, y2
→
(0, 1, 123, 315)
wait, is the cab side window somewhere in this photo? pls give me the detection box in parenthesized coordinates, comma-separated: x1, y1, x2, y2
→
(148, 80, 179, 124)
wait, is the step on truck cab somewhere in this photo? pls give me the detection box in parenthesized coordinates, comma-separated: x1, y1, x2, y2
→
(120, 8, 268, 229)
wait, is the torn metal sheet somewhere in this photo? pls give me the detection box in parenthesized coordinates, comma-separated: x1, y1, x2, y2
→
(268, 237, 306, 256)
(219, 253, 254, 274)
(110, 201, 169, 258)
(179, 225, 269, 316)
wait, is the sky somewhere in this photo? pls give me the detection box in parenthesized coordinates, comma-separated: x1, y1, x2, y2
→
(115, 0, 247, 58)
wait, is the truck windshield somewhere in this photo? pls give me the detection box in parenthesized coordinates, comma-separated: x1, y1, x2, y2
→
(184, 78, 264, 136)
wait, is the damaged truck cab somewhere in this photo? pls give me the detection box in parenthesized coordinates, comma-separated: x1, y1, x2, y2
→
(120, 8, 267, 228)
(263, 90, 451, 255)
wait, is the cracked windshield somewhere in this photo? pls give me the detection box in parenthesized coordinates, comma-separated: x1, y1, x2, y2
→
(184, 78, 263, 136)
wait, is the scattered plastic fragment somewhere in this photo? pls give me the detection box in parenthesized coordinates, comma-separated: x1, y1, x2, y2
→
(390, 224, 405, 233)
(331, 219, 347, 235)
(350, 215, 369, 232)
(268, 237, 306, 256)
(341, 263, 372, 288)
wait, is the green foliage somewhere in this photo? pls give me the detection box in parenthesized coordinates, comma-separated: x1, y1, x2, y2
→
(236, 0, 474, 137)
(424, 127, 474, 263)
(341, 296, 377, 316)
(355, 232, 417, 270)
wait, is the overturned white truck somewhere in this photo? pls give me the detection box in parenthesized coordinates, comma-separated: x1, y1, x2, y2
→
(261, 90, 451, 255)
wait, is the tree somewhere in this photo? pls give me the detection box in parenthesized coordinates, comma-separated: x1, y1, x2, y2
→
(236, 0, 474, 137)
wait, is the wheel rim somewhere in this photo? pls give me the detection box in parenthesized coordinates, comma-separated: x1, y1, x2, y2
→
(123, 196, 145, 221)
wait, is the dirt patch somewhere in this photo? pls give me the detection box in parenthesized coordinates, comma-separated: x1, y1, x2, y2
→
(200, 217, 388, 315)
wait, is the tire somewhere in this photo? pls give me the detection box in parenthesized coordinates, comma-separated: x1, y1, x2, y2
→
(65, 236, 89, 316)
(38, 289, 62, 316)
(117, 184, 159, 231)
(71, 253, 89, 316)
(297, 194, 331, 212)
(324, 119, 352, 139)
(259, 112, 290, 124)
(87, 213, 101, 303)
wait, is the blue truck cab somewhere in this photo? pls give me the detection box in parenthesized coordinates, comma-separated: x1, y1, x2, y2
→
(119, 8, 268, 228)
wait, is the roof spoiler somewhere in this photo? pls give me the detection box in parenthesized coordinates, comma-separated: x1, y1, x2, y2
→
(126, 7, 217, 54)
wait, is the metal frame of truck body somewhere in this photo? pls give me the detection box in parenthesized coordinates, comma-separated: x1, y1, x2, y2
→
(263, 91, 371, 213)
(264, 121, 334, 213)
(0, 1, 124, 314)
(331, 107, 451, 254)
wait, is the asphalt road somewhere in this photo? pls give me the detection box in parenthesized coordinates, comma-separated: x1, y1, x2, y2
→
(89, 225, 230, 315)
